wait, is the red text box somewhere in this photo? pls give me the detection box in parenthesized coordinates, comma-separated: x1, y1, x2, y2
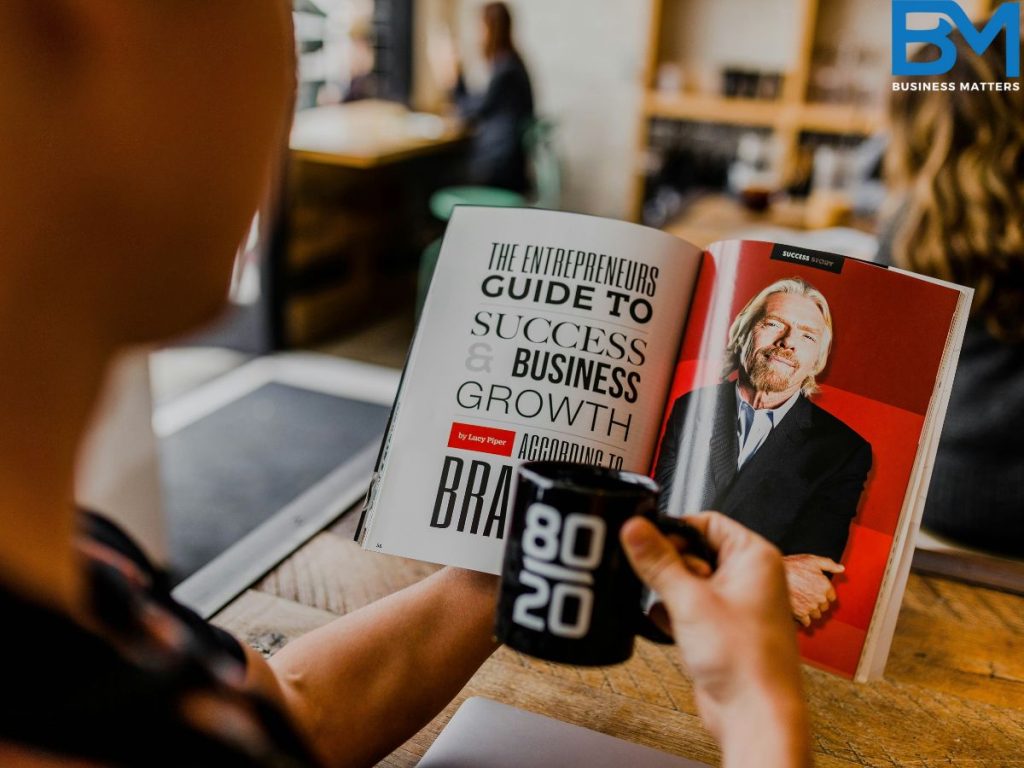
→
(447, 422, 516, 457)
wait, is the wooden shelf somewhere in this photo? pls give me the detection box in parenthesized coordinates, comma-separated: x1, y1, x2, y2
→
(644, 91, 883, 135)
(644, 91, 784, 127)
(797, 102, 883, 135)
(630, 0, 893, 221)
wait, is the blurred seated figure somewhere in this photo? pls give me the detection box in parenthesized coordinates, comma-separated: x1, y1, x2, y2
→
(438, 2, 535, 193)
(314, 15, 378, 106)
(880, 22, 1024, 557)
(341, 17, 378, 103)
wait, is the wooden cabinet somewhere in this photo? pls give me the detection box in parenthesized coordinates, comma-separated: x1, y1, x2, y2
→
(630, 0, 997, 221)
(269, 102, 467, 347)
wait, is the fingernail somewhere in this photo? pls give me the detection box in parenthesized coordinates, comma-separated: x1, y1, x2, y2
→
(682, 555, 711, 577)
(621, 518, 654, 553)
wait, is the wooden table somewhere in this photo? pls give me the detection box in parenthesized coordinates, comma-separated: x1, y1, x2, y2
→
(290, 100, 466, 169)
(269, 101, 468, 346)
(664, 194, 878, 249)
(214, 506, 1024, 767)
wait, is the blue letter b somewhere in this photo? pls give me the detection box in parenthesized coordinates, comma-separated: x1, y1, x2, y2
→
(892, 1, 963, 76)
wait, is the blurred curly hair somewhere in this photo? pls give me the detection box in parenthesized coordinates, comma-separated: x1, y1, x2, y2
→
(886, 19, 1024, 342)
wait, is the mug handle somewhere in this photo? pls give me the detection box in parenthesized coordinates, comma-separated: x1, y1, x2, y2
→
(635, 515, 718, 645)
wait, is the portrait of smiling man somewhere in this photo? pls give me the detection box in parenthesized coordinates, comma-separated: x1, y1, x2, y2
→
(655, 277, 872, 627)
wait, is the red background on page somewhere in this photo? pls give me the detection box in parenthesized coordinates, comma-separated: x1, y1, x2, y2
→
(674, 241, 958, 414)
(654, 241, 960, 677)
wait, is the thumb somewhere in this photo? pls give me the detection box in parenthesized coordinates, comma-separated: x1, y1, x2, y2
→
(621, 517, 695, 601)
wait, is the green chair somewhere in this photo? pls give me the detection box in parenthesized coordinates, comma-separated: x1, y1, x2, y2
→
(417, 118, 563, 317)
(418, 189, 522, 317)
(428, 185, 526, 222)
(523, 117, 562, 211)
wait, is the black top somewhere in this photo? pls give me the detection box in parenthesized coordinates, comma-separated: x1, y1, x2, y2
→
(454, 52, 535, 193)
(0, 512, 321, 767)
(918, 320, 1024, 555)
(876, 219, 1024, 556)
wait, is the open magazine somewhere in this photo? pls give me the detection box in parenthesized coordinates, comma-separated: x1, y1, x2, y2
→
(356, 206, 971, 681)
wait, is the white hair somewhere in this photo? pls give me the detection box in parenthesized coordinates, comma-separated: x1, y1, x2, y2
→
(722, 277, 833, 397)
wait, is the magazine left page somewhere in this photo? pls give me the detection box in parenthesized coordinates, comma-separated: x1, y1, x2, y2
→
(358, 206, 702, 573)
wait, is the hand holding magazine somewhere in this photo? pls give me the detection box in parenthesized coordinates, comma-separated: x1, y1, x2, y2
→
(356, 206, 971, 681)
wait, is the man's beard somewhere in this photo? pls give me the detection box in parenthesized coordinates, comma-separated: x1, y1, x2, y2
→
(745, 347, 801, 393)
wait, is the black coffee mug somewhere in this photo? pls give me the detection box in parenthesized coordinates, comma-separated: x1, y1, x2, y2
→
(494, 461, 716, 666)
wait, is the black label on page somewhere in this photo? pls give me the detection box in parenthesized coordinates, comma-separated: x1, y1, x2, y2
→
(770, 244, 845, 274)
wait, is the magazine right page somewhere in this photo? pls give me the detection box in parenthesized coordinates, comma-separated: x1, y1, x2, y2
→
(653, 239, 964, 679)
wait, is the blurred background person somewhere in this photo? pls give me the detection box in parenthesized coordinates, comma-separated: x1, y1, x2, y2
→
(880, 22, 1024, 557)
(0, 4, 500, 765)
(340, 16, 379, 102)
(298, 1, 378, 108)
(435, 1, 535, 192)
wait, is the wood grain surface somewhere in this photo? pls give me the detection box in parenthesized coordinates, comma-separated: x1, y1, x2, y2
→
(214, 515, 1024, 767)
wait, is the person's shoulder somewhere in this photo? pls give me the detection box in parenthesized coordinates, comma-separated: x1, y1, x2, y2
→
(686, 381, 733, 399)
(670, 382, 728, 406)
(494, 52, 529, 77)
(666, 382, 730, 424)
(0, 741, 89, 767)
(804, 398, 870, 452)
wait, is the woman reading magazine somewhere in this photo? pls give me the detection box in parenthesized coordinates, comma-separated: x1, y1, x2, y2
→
(0, 2, 809, 767)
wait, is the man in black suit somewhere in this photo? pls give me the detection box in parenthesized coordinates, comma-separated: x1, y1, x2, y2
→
(655, 277, 871, 626)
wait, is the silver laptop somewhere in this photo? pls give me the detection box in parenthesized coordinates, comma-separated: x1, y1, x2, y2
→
(418, 697, 709, 767)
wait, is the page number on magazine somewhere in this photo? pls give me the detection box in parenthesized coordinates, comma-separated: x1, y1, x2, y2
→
(513, 503, 605, 638)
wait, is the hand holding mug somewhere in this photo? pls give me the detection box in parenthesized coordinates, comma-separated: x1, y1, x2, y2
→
(494, 462, 713, 665)
(621, 512, 812, 768)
